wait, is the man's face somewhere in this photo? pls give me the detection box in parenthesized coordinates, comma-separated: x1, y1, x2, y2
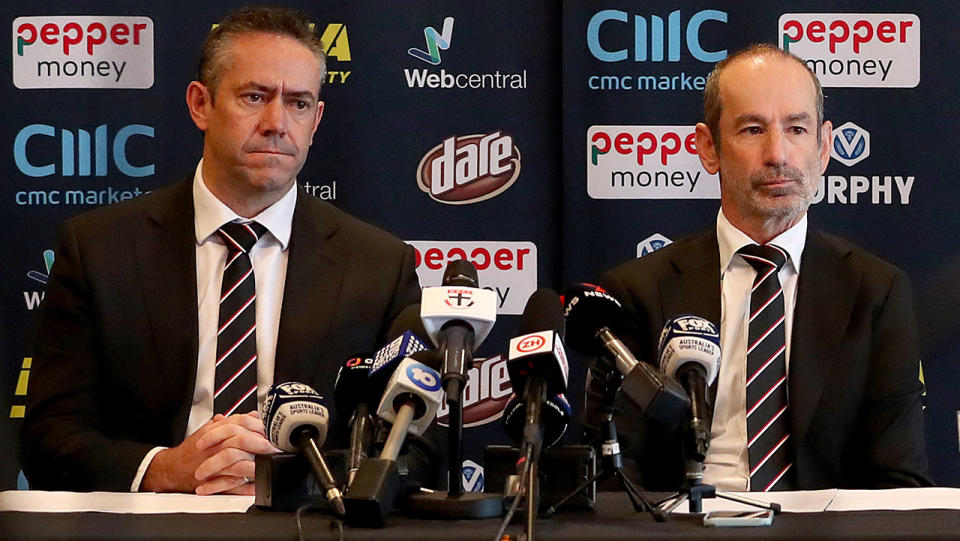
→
(188, 32, 323, 209)
(696, 55, 832, 234)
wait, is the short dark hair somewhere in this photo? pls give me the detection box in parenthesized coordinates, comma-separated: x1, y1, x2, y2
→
(703, 43, 824, 150)
(197, 6, 327, 97)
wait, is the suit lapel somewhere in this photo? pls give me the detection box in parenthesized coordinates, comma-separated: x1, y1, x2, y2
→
(659, 230, 722, 328)
(134, 178, 199, 439)
(789, 229, 859, 448)
(274, 188, 347, 385)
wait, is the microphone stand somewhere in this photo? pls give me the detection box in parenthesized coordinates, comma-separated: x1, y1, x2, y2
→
(543, 367, 662, 521)
(655, 425, 781, 515)
(404, 338, 502, 519)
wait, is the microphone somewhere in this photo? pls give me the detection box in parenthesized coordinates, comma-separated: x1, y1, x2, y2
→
(420, 259, 497, 402)
(658, 315, 721, 462)
(501, 392, 571, 449)
(334, 355, 376, 486)
(262, 382, 345, 515)
(344, 353, 442, 526)
(562, 283, 689, 426)
(506, 288, 569, 459)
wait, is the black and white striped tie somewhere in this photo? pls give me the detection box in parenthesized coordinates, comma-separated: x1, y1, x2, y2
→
(739, 243, 796, 492)
(214, 221, 266, 416)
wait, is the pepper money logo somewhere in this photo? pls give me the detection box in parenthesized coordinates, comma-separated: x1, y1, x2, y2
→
(13, 16, 154, 89)
(408, 16, 453, 65)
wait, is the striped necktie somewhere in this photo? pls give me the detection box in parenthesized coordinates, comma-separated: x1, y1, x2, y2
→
(738, 243, 796, 491)
(214, 221, 266, 416)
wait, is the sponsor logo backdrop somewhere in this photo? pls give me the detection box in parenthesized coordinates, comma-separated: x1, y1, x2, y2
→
(1, 0, 957, 491)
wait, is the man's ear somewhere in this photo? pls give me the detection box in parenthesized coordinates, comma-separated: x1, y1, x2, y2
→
(186, 81, 212, 132)
(695, 122, 720, 174)
(818, 120, 833, 174)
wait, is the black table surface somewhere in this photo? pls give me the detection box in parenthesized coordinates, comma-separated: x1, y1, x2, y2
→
(3, 492, 960, 541)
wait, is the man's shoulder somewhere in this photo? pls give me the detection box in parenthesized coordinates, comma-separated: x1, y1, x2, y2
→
(811, 229, 907, 281)
(60, 177, 190, 237)
(295, 194, 410, 252)
(603, 229, 716, 281)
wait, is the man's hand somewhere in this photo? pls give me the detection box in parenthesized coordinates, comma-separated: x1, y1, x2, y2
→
(140, 411, 280, 495)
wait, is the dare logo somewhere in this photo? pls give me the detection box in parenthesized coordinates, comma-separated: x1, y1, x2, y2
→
(417, 132, 521, 204)
(436, 355, 512, 427)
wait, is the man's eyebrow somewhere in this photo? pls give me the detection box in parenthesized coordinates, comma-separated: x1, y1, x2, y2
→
(786, 112, 812, 123)
(235, 82, 317, 101)
(733, 113, 768, 126)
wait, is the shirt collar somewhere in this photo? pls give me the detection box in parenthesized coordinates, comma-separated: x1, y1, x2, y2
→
(716, 209, 807, 274)
(192, 159, 297, 250)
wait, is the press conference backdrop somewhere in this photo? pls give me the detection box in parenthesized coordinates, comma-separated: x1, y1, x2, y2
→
(2, 1, 958, 491)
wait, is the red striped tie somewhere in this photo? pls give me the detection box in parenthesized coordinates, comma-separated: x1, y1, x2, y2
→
(739, 244, 796, 492)
(214, 221, 266, 416)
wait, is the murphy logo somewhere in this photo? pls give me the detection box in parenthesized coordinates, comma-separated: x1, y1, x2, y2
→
(831, 122, 870, 167)
(417, 132, 521, 204)
(13, 16, 154, 89)
(408, 16, 453, 65)
(779, 14, 920, 87)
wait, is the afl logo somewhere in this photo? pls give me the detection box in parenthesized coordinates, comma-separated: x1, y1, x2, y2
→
(517, 335, 546, 352)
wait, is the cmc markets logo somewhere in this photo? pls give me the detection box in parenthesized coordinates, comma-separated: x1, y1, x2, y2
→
(436, 355, 512, 428)
(779, 14, 920, 87)
(408, 16, 453, 65)
(637, 233, 672, 257)
(587, 125, 718, 199)
(417, 132, 521, 204)
(831, 122, 870, 166)
(13, 123, 154, 207)
(404, 16, 526, 90)
(815, 121, 914, 205)
(13, 16, 154, 89)
(408, 240, 537, 316)
(585, 9, 727, 92)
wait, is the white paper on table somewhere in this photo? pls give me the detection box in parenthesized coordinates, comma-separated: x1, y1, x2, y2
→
(0, 490, 254, 514)
(826, 488, 960, 511)
(663, 489, 838, 514)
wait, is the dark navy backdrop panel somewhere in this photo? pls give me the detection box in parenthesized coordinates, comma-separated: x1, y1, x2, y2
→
(2, 0, 957, 490)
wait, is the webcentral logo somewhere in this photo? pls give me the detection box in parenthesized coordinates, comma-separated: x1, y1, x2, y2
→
(13, 16, 154, 89)
(408, 16, 453, 65)
(403, 16, 526, 90)
(584, 9, 726, 92)
(831, 122, 870, 166)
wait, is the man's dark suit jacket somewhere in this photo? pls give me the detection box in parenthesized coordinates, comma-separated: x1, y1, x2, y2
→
(21, 177, 422, 491)
(597, 227, 932, 490)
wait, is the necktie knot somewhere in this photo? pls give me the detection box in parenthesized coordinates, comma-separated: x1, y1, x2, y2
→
(218, 221, 266, 255)
(738, 244, 788, 273)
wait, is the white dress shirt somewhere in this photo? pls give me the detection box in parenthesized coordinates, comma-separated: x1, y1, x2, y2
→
(131, 160, 296, 491)
(701, 209, 807, 491)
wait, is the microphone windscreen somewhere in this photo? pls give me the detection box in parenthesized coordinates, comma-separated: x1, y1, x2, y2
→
(658, 314, 721, 384)
(442, 258, 479, 288)
(562, 283, 624, 355)
(262, 382, 330, 452)
(519, 288, 565, 337)
(387, 303, 428, 342)
(501, 393, 571, 448)
(334, 354, 375, 411)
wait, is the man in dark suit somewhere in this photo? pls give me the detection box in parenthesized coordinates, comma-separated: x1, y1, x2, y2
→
(21, 7, 421, 495)
(597, 44, 931, 491)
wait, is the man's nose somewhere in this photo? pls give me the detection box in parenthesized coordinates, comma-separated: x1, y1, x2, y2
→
(763, 130, 788, 168)
(258, 98, 287, 136)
